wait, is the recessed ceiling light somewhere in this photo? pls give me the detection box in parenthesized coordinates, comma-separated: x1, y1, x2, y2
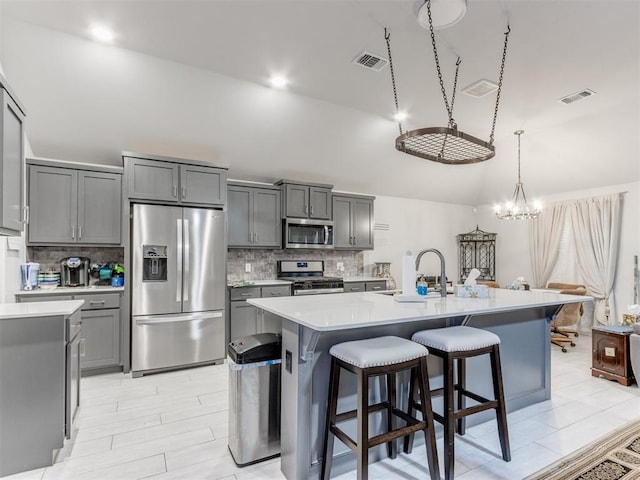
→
(269, 75, 289, 89)
(417, 0, 468, 31)
(90, 25, 114, 43)
(393, 111, 408, 122)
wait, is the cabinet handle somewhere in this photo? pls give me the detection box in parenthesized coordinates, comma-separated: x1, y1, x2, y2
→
(254, 232, 258, 243)
(270, 292, 282, 296)
(304, 204, 308, 215)
(310, 205, 314, 215)
(371, 286, 382, 290)
(240, 293, 252, 297)
(78, 225, 82, 240)
(173, 185, 178, 198)
(71, 225, 75, 240)
(352, 235, 356, 245)
(80, 339, 85, 357)
(21, 206, 29, 224)
(89, 300, 105, 305)
(182, 186, 186, 199)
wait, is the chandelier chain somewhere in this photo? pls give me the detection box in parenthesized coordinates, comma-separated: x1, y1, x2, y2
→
(384, 28, 403, 136)
(489, 25, 511, 144)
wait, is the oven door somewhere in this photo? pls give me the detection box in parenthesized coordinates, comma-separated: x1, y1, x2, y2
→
(284, 219, 333, 249)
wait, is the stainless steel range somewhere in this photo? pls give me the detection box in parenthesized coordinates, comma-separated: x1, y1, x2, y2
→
(277, 260, 344, 295)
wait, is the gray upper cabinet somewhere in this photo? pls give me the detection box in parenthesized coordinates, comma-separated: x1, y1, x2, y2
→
(332, 194, 375, 250)
(124, 153, 227, 207)
(0, 84, 26, 236)
(277, 180, 332, 219)
(127, 158, 179, 202)
(27, 161, 122, 245)
(228, 183, 281, 248)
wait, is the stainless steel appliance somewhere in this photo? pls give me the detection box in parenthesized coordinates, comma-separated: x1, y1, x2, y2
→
(277, 260, 344, 295)
(60, 257, 90, 287)
(283, 219, 334, 249)
(228, 333, 281, 466)
(131, 204, 226, 377)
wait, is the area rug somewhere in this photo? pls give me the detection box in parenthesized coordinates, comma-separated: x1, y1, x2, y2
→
(526, 418, 640, 480)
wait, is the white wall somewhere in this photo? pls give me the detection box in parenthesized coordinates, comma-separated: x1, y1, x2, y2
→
(475, 181, 640, 323)
(363, 195, 475, 289)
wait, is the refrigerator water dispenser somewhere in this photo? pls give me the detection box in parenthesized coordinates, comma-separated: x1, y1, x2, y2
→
(142, 245, 167, 281)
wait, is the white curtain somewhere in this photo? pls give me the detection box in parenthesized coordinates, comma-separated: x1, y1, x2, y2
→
(568, 194, 623, 325)
(529, 203, 567, 288)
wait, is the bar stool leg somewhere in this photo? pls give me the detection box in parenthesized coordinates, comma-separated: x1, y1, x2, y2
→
(456, 357, 466, 435)
(417, 357, 441, 480)
(357, 369, 369, 480)
(386, 372, 398, 459)
(403, 369, 417, 454)
(444, 355, 456, 480)
(321, 357, 340, 480)
(490, 345, 511, 462)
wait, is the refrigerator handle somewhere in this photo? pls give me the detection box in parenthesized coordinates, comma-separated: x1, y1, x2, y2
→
(183, 218, 190, 302)
(176, 218, 183, 302)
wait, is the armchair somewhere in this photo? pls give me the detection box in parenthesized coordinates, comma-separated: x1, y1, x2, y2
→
(547, 282, 586, 352)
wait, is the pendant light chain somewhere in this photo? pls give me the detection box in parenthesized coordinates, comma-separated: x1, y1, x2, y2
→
(489, 25, 511, 145)
(384, 28, 403, 136)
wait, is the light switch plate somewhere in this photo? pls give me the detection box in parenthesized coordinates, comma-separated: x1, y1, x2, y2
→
(245, 263, 251, 273)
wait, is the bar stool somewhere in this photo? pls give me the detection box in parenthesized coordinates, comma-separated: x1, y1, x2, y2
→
(321, 336, 440, 480)
(406, 326, 511, 480)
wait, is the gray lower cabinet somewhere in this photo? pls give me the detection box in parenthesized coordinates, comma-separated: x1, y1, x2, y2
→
(16, 291, 122, 372)
(228, 184, 281, 248)
(0, 86, 26, 236)
(332, 194, 374, 249)
(27, 162, 122, 245)
(124, 155, 227, 206)
(229, 284, 291, 340)
(344, 280, 386, 293)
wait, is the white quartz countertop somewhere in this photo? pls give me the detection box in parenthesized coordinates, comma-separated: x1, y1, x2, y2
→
(0, 300, 84, 320)
(228, 280, 292, 287)
(15, 286, 125, 296)
(248, 289, 591, 331)
(343, 277, 386, 282)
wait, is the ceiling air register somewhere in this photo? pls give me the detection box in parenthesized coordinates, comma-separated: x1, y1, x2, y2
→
(385, 0, 511, 165)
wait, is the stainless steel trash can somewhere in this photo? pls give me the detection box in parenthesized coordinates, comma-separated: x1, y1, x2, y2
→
(227, 333, 282, 466)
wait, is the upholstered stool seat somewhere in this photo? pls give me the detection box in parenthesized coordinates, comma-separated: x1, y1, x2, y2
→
(407, 326, 510, 480)
(321, 336, 440, 480)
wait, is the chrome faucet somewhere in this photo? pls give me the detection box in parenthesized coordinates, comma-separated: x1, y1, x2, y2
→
(415, 248, 447, 297)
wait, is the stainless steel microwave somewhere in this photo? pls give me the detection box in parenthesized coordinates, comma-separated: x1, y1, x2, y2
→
(284, 218, 334, 249)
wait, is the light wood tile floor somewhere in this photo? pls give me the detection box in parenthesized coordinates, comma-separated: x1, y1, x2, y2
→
(3, 332, 639, 479)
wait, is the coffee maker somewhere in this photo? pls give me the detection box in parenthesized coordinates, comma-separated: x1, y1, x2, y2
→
(60, 257, 90, 287)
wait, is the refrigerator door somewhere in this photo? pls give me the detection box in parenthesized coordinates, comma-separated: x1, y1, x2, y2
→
(131, 311, 225, 374)
(182, 208, 226, 313)
(132, 204, 182, 316)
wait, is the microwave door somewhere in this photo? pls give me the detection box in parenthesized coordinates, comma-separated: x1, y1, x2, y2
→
(132, 204, 182, 316)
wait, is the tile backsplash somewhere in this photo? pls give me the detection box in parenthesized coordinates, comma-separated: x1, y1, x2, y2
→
(227, 249, 363, 281)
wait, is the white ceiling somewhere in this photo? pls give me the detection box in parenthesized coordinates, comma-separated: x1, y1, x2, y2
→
(1, 0, 638, 206)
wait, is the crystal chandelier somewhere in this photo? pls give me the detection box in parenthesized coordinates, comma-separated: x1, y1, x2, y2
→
(494, 130, 542, 220)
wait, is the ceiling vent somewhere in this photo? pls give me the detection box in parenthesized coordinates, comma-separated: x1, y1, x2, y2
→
(461, 79, 499, 98)
(352, 51, 388, 72)
(558, 89, 597, 105)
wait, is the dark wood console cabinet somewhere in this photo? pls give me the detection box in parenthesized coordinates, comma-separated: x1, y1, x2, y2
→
(591, 326, 635, 386)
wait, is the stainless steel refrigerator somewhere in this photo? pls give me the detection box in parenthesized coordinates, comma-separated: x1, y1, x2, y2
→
(131, 203, 226, 377)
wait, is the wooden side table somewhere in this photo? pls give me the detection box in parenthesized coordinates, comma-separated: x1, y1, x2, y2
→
(591, 326, 635, 386)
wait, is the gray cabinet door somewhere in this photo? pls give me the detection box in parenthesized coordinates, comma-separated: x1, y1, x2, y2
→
(80, 308, 120, 370)
(28, 166, 78, 243)
(0, 90, 25, 235)
(228, 186, 253, 247)
(353, 198, 374, 249)
(230, 301, 259, 341)
(331, 195, 353, 248)
(127, 158, 179, 202)
(309, 187, 331, 219)
(180, 164, 226, 206)
(365, 280, 386, 292)
(253, 189, 281, 247)
(77, 171, 122, 244)
(284, 184, 309, 218)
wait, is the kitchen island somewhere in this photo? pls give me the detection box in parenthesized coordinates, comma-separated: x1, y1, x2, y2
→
(248, 288, 588, 480)
(0, 300, 84, 477)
